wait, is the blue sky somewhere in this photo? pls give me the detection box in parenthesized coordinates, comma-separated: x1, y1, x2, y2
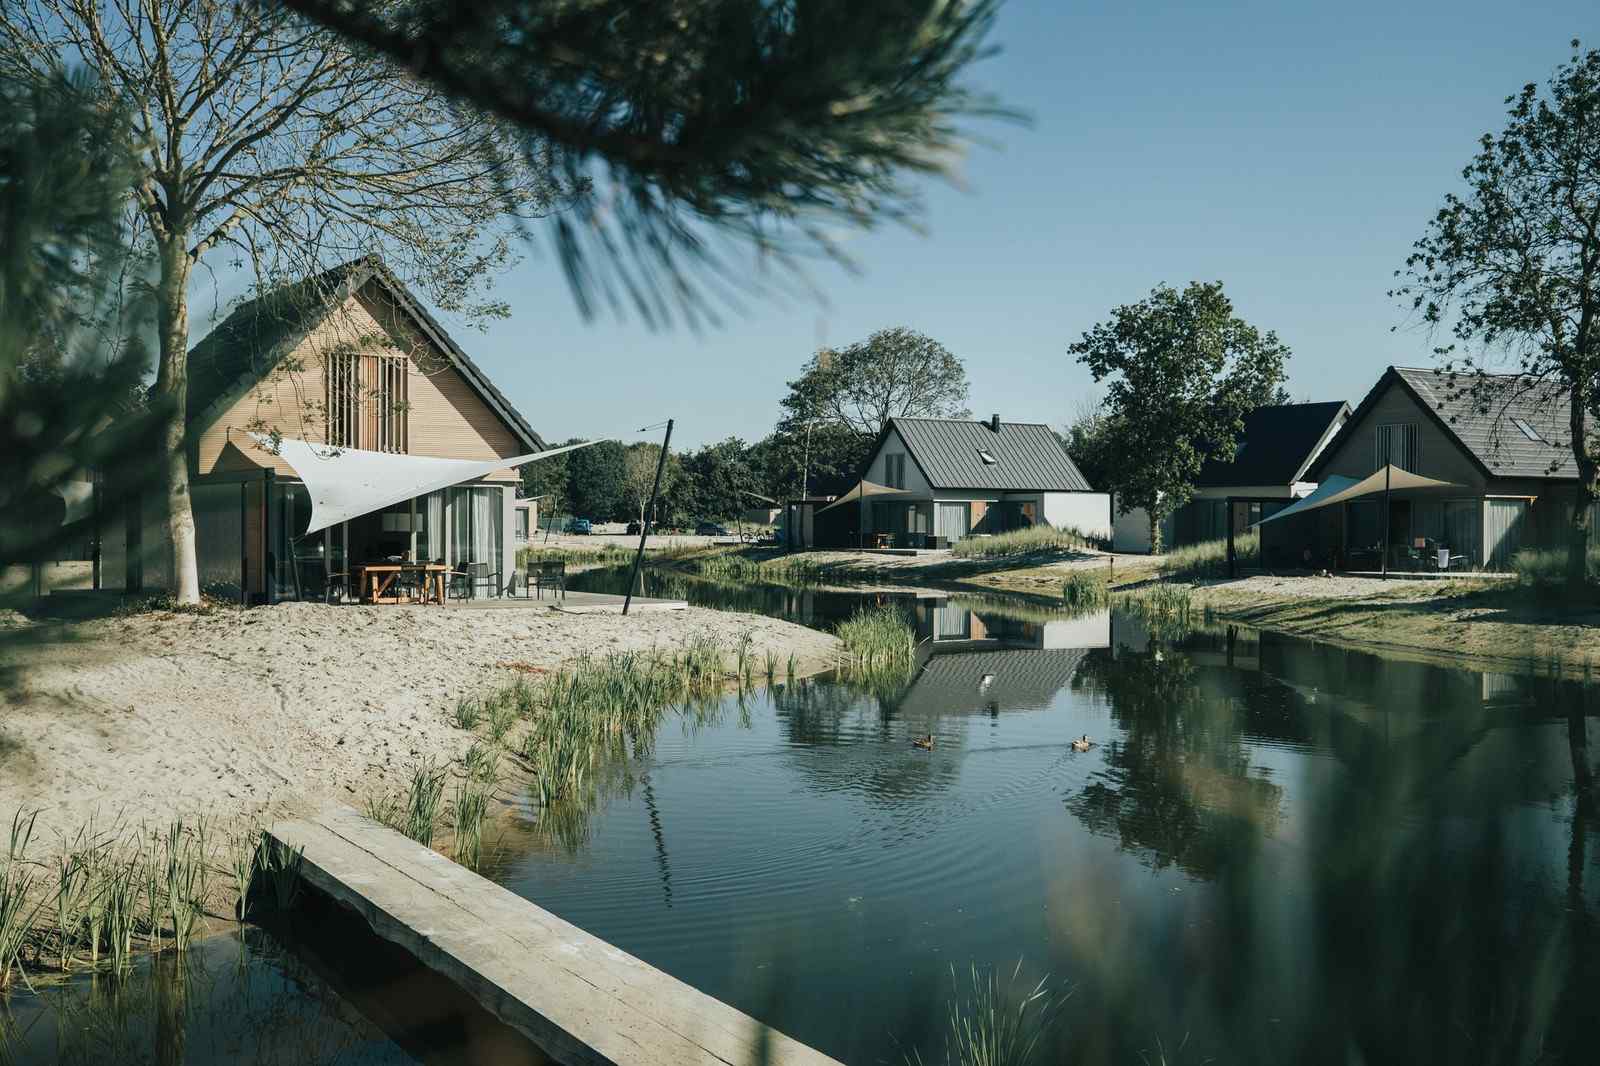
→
(204, 1, 1600, 450)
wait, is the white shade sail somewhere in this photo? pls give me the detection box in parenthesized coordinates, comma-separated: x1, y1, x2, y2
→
(1256, 465, 1467, 527)
(252, 435, 605, 535)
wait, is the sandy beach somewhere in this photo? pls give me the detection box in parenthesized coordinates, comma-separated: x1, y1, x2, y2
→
(0, 602, 838, 844)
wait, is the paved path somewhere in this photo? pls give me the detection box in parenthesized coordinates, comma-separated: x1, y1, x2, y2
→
(268, 806, 842, 1066)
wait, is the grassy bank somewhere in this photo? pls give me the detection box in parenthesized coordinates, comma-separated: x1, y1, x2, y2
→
(949, 524, 1106, 559)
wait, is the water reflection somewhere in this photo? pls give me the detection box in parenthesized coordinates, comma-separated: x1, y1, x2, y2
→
(500, 573, 1600, 1065)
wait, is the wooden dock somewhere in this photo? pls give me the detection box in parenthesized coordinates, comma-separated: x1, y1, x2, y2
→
(267, 805, 841, 1066)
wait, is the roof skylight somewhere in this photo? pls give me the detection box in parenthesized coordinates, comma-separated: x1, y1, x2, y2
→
(1510, 417, 1544, 443)
(978, 449, 997, 464)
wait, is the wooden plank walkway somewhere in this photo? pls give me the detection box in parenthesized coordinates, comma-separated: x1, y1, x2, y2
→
(267, 806, 841, 1066)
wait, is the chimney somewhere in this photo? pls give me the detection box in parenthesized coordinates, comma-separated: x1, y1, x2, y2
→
(989, 413, 1001, 433)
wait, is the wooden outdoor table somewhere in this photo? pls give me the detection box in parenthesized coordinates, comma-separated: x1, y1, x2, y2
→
(355, 563, 448, 605)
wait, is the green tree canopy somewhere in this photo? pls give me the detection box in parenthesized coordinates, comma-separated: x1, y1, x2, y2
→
(1068, 281, 1289, 552)
(565, 438, 628, 521)
(679, 438, 755, 521)
(782, 327, 972, 440)
(1394, 40, 1600, 587)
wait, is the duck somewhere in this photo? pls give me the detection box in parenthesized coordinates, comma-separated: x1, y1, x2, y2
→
(912, 734, 935, 751)
(1071, 735, 1094, 753)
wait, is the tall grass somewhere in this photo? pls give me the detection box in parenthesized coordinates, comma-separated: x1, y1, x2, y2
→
(905, 960, 1066, 1066)
(1159, 533, 1257, 580)
(1060, 571, 1109, 610)
(1512, 545, 1600, 587)
(950, 523, 1105, 559)
(1115, 583, 1196, 640)
(450, 782, 491, 871)
(690, 552, 828, 585)
(0, 813, 267, 989)
(452, 696, 482, 730)
(836, 605, 917, 685)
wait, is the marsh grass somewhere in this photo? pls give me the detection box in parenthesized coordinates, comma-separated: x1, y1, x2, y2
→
(1512, 546, 1600, 588)
(950, 524, 1105, 559)
(1116, 582, 1196, 640)
(689, 552, 827, 585)
(836, 605, 917, 685)
(1060, 571, 1110, 610)
(462, 741, 500, 784)
(450, 782, 491, 870)
(1160, 533, 1257, 580)
(251, 836, 305, 913)
(905, 960, 1067, 1066)
(452, 696, 482, 730)
(485, 696, 519, 745)
(1, 812, 41, 990)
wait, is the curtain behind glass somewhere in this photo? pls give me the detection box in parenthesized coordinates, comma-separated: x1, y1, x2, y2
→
(418, 491, 445, 563)
(450, 487, 471, 565)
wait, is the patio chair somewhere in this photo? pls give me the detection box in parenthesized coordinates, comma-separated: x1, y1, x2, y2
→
(527, 559, 565, 600)
(449, 561, 499, 599)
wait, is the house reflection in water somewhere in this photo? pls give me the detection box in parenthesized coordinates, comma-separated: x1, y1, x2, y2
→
(911, 597, 1111, 652)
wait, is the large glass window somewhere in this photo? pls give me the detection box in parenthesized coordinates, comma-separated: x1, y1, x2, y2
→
(449, 486, 504, 569)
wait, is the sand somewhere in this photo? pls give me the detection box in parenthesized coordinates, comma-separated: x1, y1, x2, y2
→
(0, 601, 838, 844)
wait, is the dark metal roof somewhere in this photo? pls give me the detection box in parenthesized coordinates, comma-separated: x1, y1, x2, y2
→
(1306, 366, 1577, 482)
(183, 257, 545, 452)
(883, 417, 1095, 492)
(1195, 401, 1349, 487)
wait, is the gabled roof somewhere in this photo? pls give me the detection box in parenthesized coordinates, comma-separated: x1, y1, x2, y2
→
(1195, 401, 1350, 487)
(1305, 366, 1577, 482)
(184, 257, 544, 452)
(872, 417, 1095, 492)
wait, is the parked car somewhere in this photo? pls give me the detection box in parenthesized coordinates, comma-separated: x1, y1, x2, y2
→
(567, 517, 592, 534)
(696, 521, 731, 536)
(625, 520, 642, 535)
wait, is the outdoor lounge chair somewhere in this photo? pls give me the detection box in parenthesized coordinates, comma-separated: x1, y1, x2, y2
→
(527, 559, 565, 600)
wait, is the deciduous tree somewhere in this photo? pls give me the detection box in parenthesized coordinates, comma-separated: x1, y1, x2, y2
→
(783, 328, 971, 441)
(1069, 282, 1289, 553)
(1, 0, 562, 602)
(1394, 41, 1600, 588)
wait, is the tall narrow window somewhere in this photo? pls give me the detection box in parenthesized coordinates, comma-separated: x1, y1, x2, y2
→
(326, 351, 360, 448)
(373, 354, 408, 453)
(1374, 423, 1418, 472)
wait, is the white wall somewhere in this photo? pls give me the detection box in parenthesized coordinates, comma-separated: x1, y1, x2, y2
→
(863, 426, 932, 495)
(1042, 491, 1111, 540)
(1041, 609, 1112, 649)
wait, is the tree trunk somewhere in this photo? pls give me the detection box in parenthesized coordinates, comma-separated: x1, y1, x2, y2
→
(1567, 380, 1596, 591)
(1148, 509, 1162, 555)
(153, 237, 200, 604)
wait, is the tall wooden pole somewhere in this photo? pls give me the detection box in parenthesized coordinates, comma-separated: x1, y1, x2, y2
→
(1381, 459, 1391, 581)
(624, 419, 673, 616)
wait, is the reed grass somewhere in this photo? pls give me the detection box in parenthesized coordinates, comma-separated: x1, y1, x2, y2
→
(904, 960, 1067, 1066)
(485, 696, 519, 745)
(949, 524, 1105, 559)
(462, 741, 501, 784)
(450, 782, 491, 870)
(452, 696, 482, 730)
(1159, 533, 1257, 580)
(1512, 545, 1600, 586)
(251, 836, 305, 913)
(0, 812, 41, 991)
(689, 552, 827, 585)
(1060, 571, 1110, 610)
(1115, 582, 1196, 640)
(836, 605, 917, 684)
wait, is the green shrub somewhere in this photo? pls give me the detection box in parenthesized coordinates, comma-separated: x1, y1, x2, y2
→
(950, 524, 1104, 559)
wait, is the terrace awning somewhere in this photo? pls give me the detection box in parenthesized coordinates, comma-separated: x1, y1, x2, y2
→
(1255, 465, 1466, 527)
(816, 479, 918, 514)
(253, 435, 605, 535)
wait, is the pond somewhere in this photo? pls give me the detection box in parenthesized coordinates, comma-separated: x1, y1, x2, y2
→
(7, 569, 1597, 1065)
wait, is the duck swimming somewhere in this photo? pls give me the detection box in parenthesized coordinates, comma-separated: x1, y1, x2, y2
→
(912, 734, 935, 750)
(1071, 735, 1094, 752)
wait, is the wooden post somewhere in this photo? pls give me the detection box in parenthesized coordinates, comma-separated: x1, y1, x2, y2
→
(623, 419, 673, 616)
(1227, 497, 1237, 579)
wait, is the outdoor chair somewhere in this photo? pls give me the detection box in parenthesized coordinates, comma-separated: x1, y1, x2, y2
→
(449, 561, 498, 600)
(528, 559, 566, 600)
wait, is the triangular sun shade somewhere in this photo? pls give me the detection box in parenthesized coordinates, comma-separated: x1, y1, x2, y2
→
(253, 435, 603, 535)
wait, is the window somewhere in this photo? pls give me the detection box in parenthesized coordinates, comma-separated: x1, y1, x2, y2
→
(1510, 417, 1544, 443)
(325, 351, 407, 451)
(978, 449, 997, 465)
(885, 453, 906, 489)
(514, 509, 529, 542)
(326, 351, 360, 448)
(372, 354, 408, 453)
(1374, 423, 1419, 472)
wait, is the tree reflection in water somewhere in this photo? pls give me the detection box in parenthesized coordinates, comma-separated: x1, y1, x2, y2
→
(1059, 625, 1600, 1065)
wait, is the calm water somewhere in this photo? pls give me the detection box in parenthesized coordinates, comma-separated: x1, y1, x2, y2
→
(9, 572, 1598, 1065)
(526, 568, 1599, 1064)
